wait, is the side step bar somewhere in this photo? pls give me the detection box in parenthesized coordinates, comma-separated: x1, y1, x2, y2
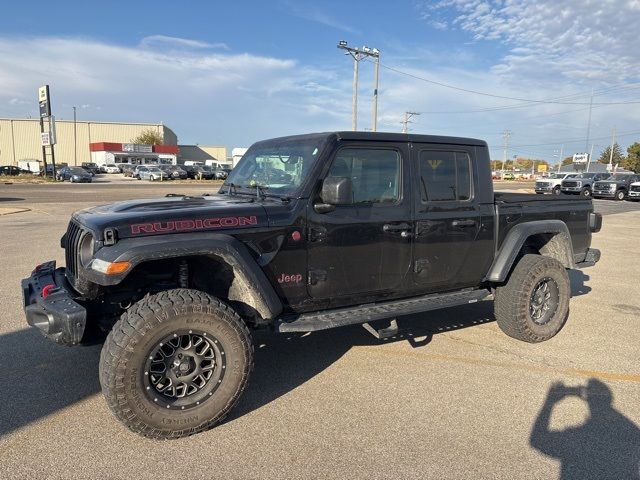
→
(277, 288, 490, 333)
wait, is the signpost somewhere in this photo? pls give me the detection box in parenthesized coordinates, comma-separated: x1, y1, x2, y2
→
(537, 164, 548, 173)
(572, 153, 588, 171)
(38, 85, 56, 178)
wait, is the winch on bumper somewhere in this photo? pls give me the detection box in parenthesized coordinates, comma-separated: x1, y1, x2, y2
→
(21, 261, 87, 346)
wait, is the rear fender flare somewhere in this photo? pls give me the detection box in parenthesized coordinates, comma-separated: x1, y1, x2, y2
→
(85, 232, 282, 321)
(485, 220, 574, 283)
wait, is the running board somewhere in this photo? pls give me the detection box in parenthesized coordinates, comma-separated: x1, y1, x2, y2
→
(277, 289, 490, 333)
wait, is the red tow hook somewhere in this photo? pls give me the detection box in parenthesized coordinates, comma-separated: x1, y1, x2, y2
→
(42, 284, 56, 299)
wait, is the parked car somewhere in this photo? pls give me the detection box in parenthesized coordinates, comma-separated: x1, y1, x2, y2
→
(192, 165, 214, 179)
(81, 162, 100, 175)
(212, 167, 228, 179)
(535, 172, 578, 195)
(38, 163, 68, 176)
(592, 173, 640, 200)
(21, 131, 602, 439)
(100, 164, 120, 174)
(560, 172, 610, 196)
(181, 165, 197, 179)
(628, 181, 640, 201)
(121, 164, 136, 177)
(159, 165, 188, 180)
(0, 165, 31, 176)
(56, 166, 93, 183)
(501, 172, 515, 180)
(137, 166, 164, 181)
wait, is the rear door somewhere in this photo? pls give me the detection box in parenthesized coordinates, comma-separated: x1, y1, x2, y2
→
(411, 144, 492, 291)
(306, 142, 413, 301)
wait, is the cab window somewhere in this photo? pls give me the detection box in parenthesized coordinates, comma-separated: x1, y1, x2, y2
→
(328, 148, 401, 204)
(419, 150, 472, 202)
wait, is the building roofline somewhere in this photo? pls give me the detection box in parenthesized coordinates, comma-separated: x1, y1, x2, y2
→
(0, 117, 169, 127)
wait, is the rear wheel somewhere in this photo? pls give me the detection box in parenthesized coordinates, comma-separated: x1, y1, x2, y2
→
(99, 289, 253, 439)
(581, 187, 591, 196)
(615, 189, 625, 201)
(494, 254, 570, 343)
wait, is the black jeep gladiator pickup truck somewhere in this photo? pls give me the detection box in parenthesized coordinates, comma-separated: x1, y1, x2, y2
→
(22, 132, 602, 439)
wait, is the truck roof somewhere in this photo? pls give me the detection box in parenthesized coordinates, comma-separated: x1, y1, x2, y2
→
(254, 131, 487, 147)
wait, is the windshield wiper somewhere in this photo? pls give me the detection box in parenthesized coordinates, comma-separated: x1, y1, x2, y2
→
(245, 184, 269, 200)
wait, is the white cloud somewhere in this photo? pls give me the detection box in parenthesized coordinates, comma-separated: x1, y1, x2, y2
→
(0, 36, 352, 147)
(421, 0, 640, 82)
(139, 35, 229, 51)
(280, 0, 359, 34)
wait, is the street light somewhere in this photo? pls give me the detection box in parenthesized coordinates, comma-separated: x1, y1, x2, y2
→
(337, 41, 380, 132)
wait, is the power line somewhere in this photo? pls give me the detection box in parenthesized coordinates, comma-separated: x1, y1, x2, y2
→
(374, 61, 640, 105)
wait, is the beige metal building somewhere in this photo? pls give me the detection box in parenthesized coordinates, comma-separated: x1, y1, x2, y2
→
(0, 118, 178, 167)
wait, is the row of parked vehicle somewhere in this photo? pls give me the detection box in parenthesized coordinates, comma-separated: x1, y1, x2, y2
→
(124, 164, 228, 181)
(535, 171, 640, 200)
(52, 162, 230, 183)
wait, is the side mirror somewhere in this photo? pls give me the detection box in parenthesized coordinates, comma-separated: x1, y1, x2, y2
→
(315, 176, 353, 213)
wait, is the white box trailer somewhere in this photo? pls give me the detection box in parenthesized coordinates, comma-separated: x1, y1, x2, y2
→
(18, 160, 41, 173)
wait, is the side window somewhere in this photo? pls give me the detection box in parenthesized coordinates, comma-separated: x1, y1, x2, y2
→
(419, 150, 472, 202)
(328, 148, 401, 204)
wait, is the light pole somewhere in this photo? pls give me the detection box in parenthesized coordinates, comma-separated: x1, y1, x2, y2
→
(337, 41, 380, 131)
(73, 106, 77, 166)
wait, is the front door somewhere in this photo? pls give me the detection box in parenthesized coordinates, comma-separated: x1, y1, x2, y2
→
(306, 142, 413, 304)
(411, 145, 492, 291)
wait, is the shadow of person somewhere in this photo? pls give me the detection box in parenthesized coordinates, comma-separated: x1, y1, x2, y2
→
(568, 269, 591, 297)
(530, 379, 640, 480)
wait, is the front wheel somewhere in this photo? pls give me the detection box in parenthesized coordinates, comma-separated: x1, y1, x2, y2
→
(615, 189, 625, 201)
(99, 289, 253, 439)
(494, 254, 570, 343)
(553, 186, 561, 195)
(581, 187, 591, 197)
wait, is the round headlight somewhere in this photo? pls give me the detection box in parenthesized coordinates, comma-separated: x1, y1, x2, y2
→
(79, 233, 94, 266)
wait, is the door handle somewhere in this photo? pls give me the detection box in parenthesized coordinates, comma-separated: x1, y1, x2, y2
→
(383, 223, 411, 232)
(451, 219, 476, 227)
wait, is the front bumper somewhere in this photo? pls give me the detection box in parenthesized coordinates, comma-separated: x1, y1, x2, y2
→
(561, 186, 582, 193)
(627, 191, 640, 199)
(21, 261, 87, 346)
(535, 186, 554, 193)
(593, 189, 616, 198)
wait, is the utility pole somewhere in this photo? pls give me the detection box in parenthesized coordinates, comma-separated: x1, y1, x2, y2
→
(73, 106, 77, 166)
(557, 145, 564, 173)
(586, 144, 594, 172)
(502, 129, 512, 174)
(608, 127, 616, 172)
(585, 87, 594, 152)
(401, 111, 420, 133)
(371, 49, 380, 132)
(337, 41, 380, 131)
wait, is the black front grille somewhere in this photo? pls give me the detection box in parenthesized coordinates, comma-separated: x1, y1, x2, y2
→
(631, 185, 640, 192)
(65, 220, 84, 280)
(563, 181, 578, 187)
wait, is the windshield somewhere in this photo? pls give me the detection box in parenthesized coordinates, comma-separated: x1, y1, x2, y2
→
(607, 174, 630, 181)
(223, 136, 327, 197)
(576, 173, 595, 179)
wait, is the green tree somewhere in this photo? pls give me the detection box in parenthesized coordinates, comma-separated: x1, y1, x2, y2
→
(623, 142, 640, 173)
(597, 143, 624, 165)
(131, 129, 163, 145)
(561, 156, 573, 166)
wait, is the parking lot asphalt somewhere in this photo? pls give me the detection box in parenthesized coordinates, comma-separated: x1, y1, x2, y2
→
(0, 182, 639, 479)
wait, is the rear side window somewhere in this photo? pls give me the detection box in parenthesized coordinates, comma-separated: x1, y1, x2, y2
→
(419, 150, 472, 202)
(329, 148, 401, 204)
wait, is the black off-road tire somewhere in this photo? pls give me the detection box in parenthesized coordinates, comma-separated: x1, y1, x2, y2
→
(99, 289, 253, 439)
(553, 185, 561, 195)
(581, 187, 591, 197)
(494, 254, 570, 343)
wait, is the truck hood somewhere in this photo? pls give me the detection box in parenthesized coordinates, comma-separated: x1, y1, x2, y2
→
(73, 193, 270, 240)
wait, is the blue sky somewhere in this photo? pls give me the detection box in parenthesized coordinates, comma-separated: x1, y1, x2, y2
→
(1, 0, 639, 162)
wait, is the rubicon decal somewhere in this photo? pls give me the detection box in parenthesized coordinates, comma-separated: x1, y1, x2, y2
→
(130, 216, 258, 234)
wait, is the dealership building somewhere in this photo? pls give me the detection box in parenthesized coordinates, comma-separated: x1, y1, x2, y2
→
(0, 117, 229, 169)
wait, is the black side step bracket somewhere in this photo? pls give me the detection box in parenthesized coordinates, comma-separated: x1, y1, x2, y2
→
(277, 289, 489, 333)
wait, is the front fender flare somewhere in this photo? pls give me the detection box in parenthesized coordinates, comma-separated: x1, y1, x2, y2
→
(485, 220, 575, 283)
(84, 232, 282, 320)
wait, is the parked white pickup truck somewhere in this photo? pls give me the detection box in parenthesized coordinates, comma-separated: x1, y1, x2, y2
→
(535, 172, 578, 195)
(628, 181, 640, 201)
